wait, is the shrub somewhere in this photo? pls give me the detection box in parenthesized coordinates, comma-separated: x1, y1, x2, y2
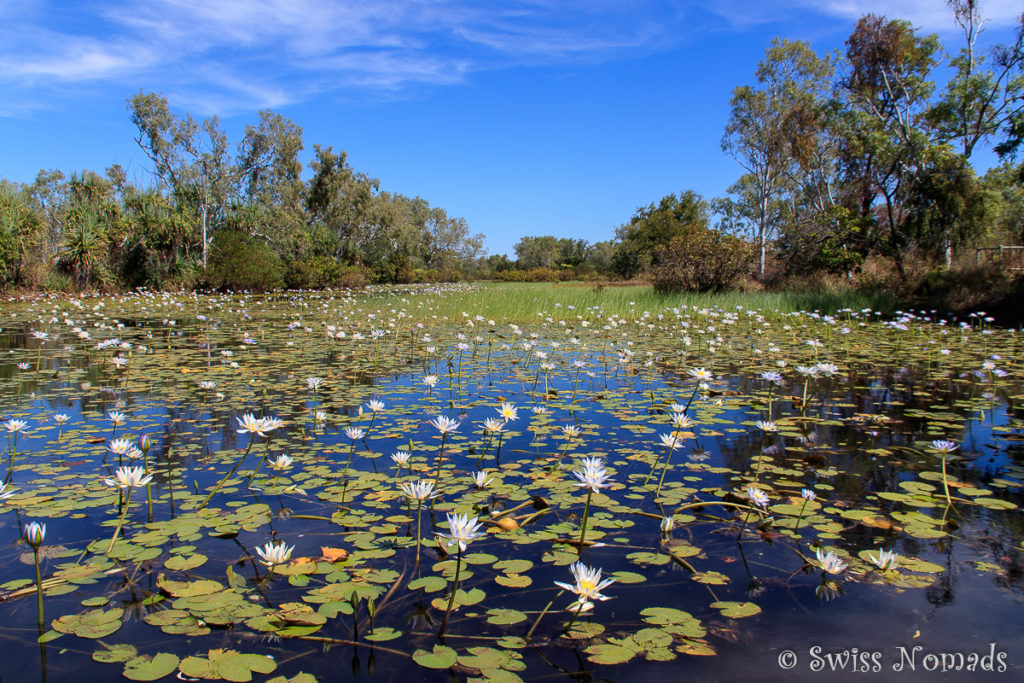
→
(284, 255, 369, 289)
(207, 231, 284, 291)
(651, 231, 751, 293)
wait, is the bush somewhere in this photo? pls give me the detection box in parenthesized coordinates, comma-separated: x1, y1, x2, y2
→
(285, 255, 367, 289)
(207, 231, 284, 291)
(493, 268, 562, 282)
(651, 231, 751, 293)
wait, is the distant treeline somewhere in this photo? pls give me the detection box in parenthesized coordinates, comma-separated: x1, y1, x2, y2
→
(0, 92, 487, 292)
(1, 5, 1023, 294)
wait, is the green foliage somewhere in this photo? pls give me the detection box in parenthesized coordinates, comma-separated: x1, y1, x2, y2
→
(206, 230, 284, 291)
(493, 267, 567, 282)
(614, 191, 709, 278)
(651, 230, 752, 293)
(284, 256, 367, 289)
(0, 181, 43, 285)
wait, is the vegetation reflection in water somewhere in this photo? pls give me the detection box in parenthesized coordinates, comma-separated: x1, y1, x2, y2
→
(0, 284, 1021, 681)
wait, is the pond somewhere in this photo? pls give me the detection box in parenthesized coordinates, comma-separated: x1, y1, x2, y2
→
(1, 287, 1021, 681)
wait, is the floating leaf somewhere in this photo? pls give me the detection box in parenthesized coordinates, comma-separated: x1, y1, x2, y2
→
(412, 645, 457, 669)
(123, 653, 180, 681)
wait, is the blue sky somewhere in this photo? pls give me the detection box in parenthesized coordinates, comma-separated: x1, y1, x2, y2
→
(1, 1, 1021, 257)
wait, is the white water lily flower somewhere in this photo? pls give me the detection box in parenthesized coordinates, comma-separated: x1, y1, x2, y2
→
(671, 412, 695, 429)
(554, 562, 615, 613)
(108, 438, 135, 456)
(345, 427, 366, 441)
(688, 367, 713, 381)
(471, 471, 493, 489)
(391, 450, 411, 467)
(573, 458, 612, 493)
(256, 540, 294, 567)
(429, 415, 460, 434)
(497, 402, 519, 422)
(482, 417, 505, 434)
(236, 413, 267, 437)
(562, 425, 582, 439)
(104, 465, 153, 489)
(400, 479, 440, 501)
(815, 548, 849, 575)
(658, 433, 681, 450)
(270, 454, 294, 470)
(867, 548, 900, 571)
(260, 416, 285, 433)
(437, 512, 485, 552)
(745, 485, 770, 508)
(4, 418, 29, 433)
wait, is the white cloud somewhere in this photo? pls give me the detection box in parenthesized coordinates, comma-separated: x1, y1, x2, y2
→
(0, 0, 691, 116)
(798, 0, 1022, 31)
(3, 0, 1018, 118)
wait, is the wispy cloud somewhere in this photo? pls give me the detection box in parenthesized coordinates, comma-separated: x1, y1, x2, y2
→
(0, 0, 695, 117)
(798, 0, 1022, 31)
(705, 0, 1022, 32)
(3, 0, 1019, 119)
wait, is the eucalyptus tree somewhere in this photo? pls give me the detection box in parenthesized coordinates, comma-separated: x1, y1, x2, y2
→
(838, 15, 941, 282)
(128, 92, 234, 268)
(931, 1, 1024, 161)
(305, 144, 380, 265)
(722, 39, 834, 277)
(927, 1, 1024, 264)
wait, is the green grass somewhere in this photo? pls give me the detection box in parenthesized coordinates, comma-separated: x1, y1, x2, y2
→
(414, 282, 897, 323)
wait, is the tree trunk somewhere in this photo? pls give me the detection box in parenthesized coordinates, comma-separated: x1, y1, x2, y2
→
(201, 204, 208, 268)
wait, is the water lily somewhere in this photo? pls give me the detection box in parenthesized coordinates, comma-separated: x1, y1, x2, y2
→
(391, 450, 411, 469)
(745, 485, 770, 509)
(104, 465, 153, 488)
(400, 479, 440, 501)
(498, 402, 518, 422)
(23, 521, 46, 548)
(429, 415, 460, 434)
(437, 512, 485, 552)
(236, 413, 268, 437)
(256, 540, 295, 568)
(866, 548, 900, 571)
(269, 454, 294, 471)
(554, 562, 615, 613)
(815, 548, 849, 575)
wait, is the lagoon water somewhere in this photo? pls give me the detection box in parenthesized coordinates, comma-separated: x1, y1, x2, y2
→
(1, 288, 1021, 681)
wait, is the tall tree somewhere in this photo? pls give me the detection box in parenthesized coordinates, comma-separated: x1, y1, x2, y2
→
(839, 15, 940, 281)
(305, 145, 379, 265)
(722, 39, 834, 277)
(128, 92, 233, 267)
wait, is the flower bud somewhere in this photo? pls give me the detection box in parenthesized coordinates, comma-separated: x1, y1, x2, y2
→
(24, 521, 46, 548)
